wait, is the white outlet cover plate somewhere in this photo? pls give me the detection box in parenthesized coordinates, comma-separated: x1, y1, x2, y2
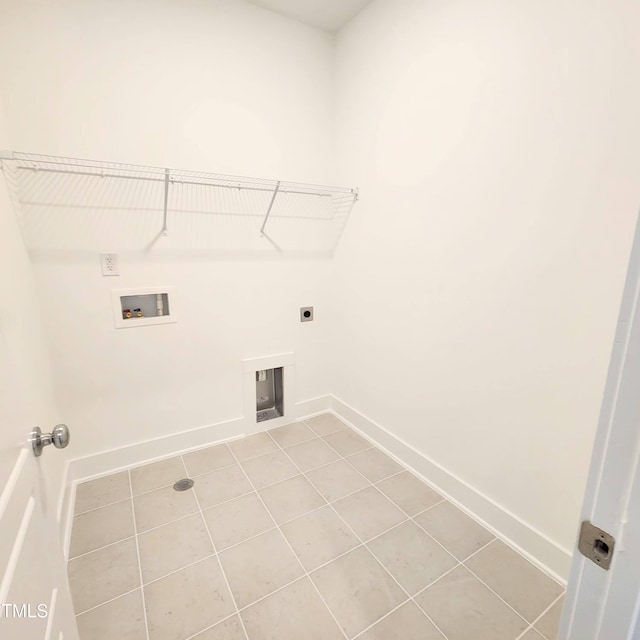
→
(100, 253, 119, 276)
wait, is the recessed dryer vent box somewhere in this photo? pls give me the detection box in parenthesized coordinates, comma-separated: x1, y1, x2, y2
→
(256, 368, 284, 423)
(242, 353, 295, 433)
(111, 286, 177, 329)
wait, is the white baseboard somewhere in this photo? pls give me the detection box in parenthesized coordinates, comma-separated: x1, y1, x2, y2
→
(329, 396, 571, 584)
(295, 394, 332, 419)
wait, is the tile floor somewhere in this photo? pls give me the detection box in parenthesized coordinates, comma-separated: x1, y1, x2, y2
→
(67, 413, 565, 640)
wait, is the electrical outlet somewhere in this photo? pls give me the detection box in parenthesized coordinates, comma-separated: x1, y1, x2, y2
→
(100, 253, 119, 276)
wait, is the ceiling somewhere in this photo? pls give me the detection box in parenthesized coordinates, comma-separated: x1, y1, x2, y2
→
(245, 0, 374, 33)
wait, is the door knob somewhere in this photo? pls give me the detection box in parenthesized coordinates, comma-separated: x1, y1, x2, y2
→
(31, 424, 70, 457)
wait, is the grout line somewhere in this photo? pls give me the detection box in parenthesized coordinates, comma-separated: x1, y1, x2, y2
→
(141, 553, 218, 588)
(178, 455, 252, 640)
(68, 533, 137, 561)
(234, 574, 310, 615)
(181, 609, 249, 640)
(462, 563, 540, 630)
(264, 429, 452, 640)
(127, 470, 150, 640)
(271, 430, 318, 448)
(213, 524, 279, 555)
(410, 537, 498, 602)
(226, 439, 350, 640)
(513, 591, 565, 640)
(135, 508, 204, 537)
(363, 468, 406, 482)
(408, 497, 447, 519)
(299, 418, 348, 438)
(182, 609, 243, 640)
(73, 494, 133, 517)
(514, 626, 535, 640)
(349, 598, 429, 640)
(74, 586, 142, 618)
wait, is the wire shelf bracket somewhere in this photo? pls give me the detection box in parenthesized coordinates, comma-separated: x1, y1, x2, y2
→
(260, 181, 281, 238)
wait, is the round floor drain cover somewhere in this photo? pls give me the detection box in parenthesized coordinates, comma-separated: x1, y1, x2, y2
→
(173, 478, 194, 491)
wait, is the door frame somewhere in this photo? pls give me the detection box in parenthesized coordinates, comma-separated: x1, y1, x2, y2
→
(562, 212, 640, 639)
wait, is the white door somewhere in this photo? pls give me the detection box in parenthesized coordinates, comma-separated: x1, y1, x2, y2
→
(0, 308, 79, 639)
(562, 213, 640, 639)
(0, 128, 79, 639)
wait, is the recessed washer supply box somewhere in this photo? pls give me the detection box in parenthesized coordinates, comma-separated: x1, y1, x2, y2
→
(111, 286, 177, 329)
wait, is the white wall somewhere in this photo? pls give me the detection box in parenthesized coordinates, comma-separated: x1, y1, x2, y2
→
(0, 0, 336, 457)
(332, 0, 640, 561)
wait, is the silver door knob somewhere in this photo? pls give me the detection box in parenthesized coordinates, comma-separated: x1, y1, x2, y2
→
(31, 424, 70, 457)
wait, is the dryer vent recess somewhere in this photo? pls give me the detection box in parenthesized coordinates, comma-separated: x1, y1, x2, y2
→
(300, 307, 313, 322)
(256, 368, 284, 423)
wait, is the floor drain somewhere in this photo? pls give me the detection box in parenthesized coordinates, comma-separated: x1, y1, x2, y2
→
(173, 478, 194, 492)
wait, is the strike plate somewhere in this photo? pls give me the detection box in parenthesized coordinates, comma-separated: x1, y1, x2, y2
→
(578, 521, 615, 570)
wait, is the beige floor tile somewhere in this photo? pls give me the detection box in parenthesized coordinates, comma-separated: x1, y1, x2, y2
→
(138, 513, 214, 583)
(74, 472, 131, 514)
(281, 505, 359, 570)
(305, 459, 369, 502)
(219, 529, 304, 608)
(311, 546, 406, 637)
(193, 464, 253, 509)
(415, 501, 494, 560)
(241, 450, 299, 489)
(333, 487, 405, 541)
(144, 557, 234, 640)
(466, 540, 564, 622)
(130, 457, 184, 495)
(358, 601, 444, 640)
(183, 444, 235, 477)
(269, 422, 316, 447)
(304, 413, 348, 436)
(284, 438, 340, 472)
(76, 590, 146, 640)
(241, 577, 343, 640)
(191, 615, 246, 640)
(259, 475, 326, 524)
(68, 538, 140, 614)
(376, 471, 442, 516)
(535, 596, 564, 640)
(323, 429, 370, 456)
(203, 492, 274, 550)
(521, 629, 546, 640)
(229, 432, 279, 461)
(368, 520, 457, 594)
(347, 448, 403, 482)
(69, 499, 134, 558)
(416, 565, 528, 640)
(133, 485, 199, 532)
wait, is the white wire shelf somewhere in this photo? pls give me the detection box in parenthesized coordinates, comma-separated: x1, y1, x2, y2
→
(0, 151, 358, 253)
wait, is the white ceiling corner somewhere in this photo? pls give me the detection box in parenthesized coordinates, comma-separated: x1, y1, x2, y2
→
(245, 0, 374, 33)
